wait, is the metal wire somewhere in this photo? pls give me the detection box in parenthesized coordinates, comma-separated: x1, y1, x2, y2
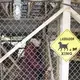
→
(0, 0, 60, 80)
(0, 1, 80, 80)
(69, 3, 80, 79)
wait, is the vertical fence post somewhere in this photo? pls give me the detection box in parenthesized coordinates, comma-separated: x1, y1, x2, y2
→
(59, 0, 71, 80)
(13, 0, 21, 20)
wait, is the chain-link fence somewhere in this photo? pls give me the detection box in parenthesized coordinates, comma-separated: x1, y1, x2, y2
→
(0, 1, 80, 80)
(0, 0, 60, 80)
(69, 2, 80, 80)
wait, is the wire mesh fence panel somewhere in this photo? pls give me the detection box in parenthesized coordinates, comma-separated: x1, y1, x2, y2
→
(69, 20, 80, 80)
(0, 0, 61, 80)
(0, 20, 60, 80)
(1, 1, 80, 80)
(69, 2, 80, 79)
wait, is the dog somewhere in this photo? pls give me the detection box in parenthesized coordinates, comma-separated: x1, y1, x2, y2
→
(58, 42, 68, 51)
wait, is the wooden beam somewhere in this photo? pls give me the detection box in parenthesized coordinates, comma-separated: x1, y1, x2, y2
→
(0, 0, 12, 3)
(71, 7, 80, 24)
(72, 0, 80, 3)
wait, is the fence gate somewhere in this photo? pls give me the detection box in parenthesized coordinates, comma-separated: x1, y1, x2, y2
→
(0, 0, 80, 80)
(0, 0, 60, 80)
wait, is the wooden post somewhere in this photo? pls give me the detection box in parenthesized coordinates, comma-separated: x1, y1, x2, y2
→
(13, 0, 21, 20)
(59, 0, 71, 80)
(28, 2, 31, 17)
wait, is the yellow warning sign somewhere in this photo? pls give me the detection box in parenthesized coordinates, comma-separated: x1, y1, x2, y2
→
(50, 29, 80, 61)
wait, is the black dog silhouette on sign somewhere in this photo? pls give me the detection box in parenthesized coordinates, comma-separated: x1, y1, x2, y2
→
(58, 42, 68, 51)
(73, 48, 77, 51)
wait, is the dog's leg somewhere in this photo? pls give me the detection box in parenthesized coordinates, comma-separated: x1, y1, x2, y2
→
(64, 48, 66, 51)
(60, 48, 62, 51)
(58, 48, 60, 50)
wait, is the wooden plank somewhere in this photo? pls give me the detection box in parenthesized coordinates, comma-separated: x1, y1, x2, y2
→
(0, 0, 12, 2)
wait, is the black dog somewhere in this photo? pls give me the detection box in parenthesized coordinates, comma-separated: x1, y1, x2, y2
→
(73, 48, 77, 51)
(58, 42, 68, 51)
